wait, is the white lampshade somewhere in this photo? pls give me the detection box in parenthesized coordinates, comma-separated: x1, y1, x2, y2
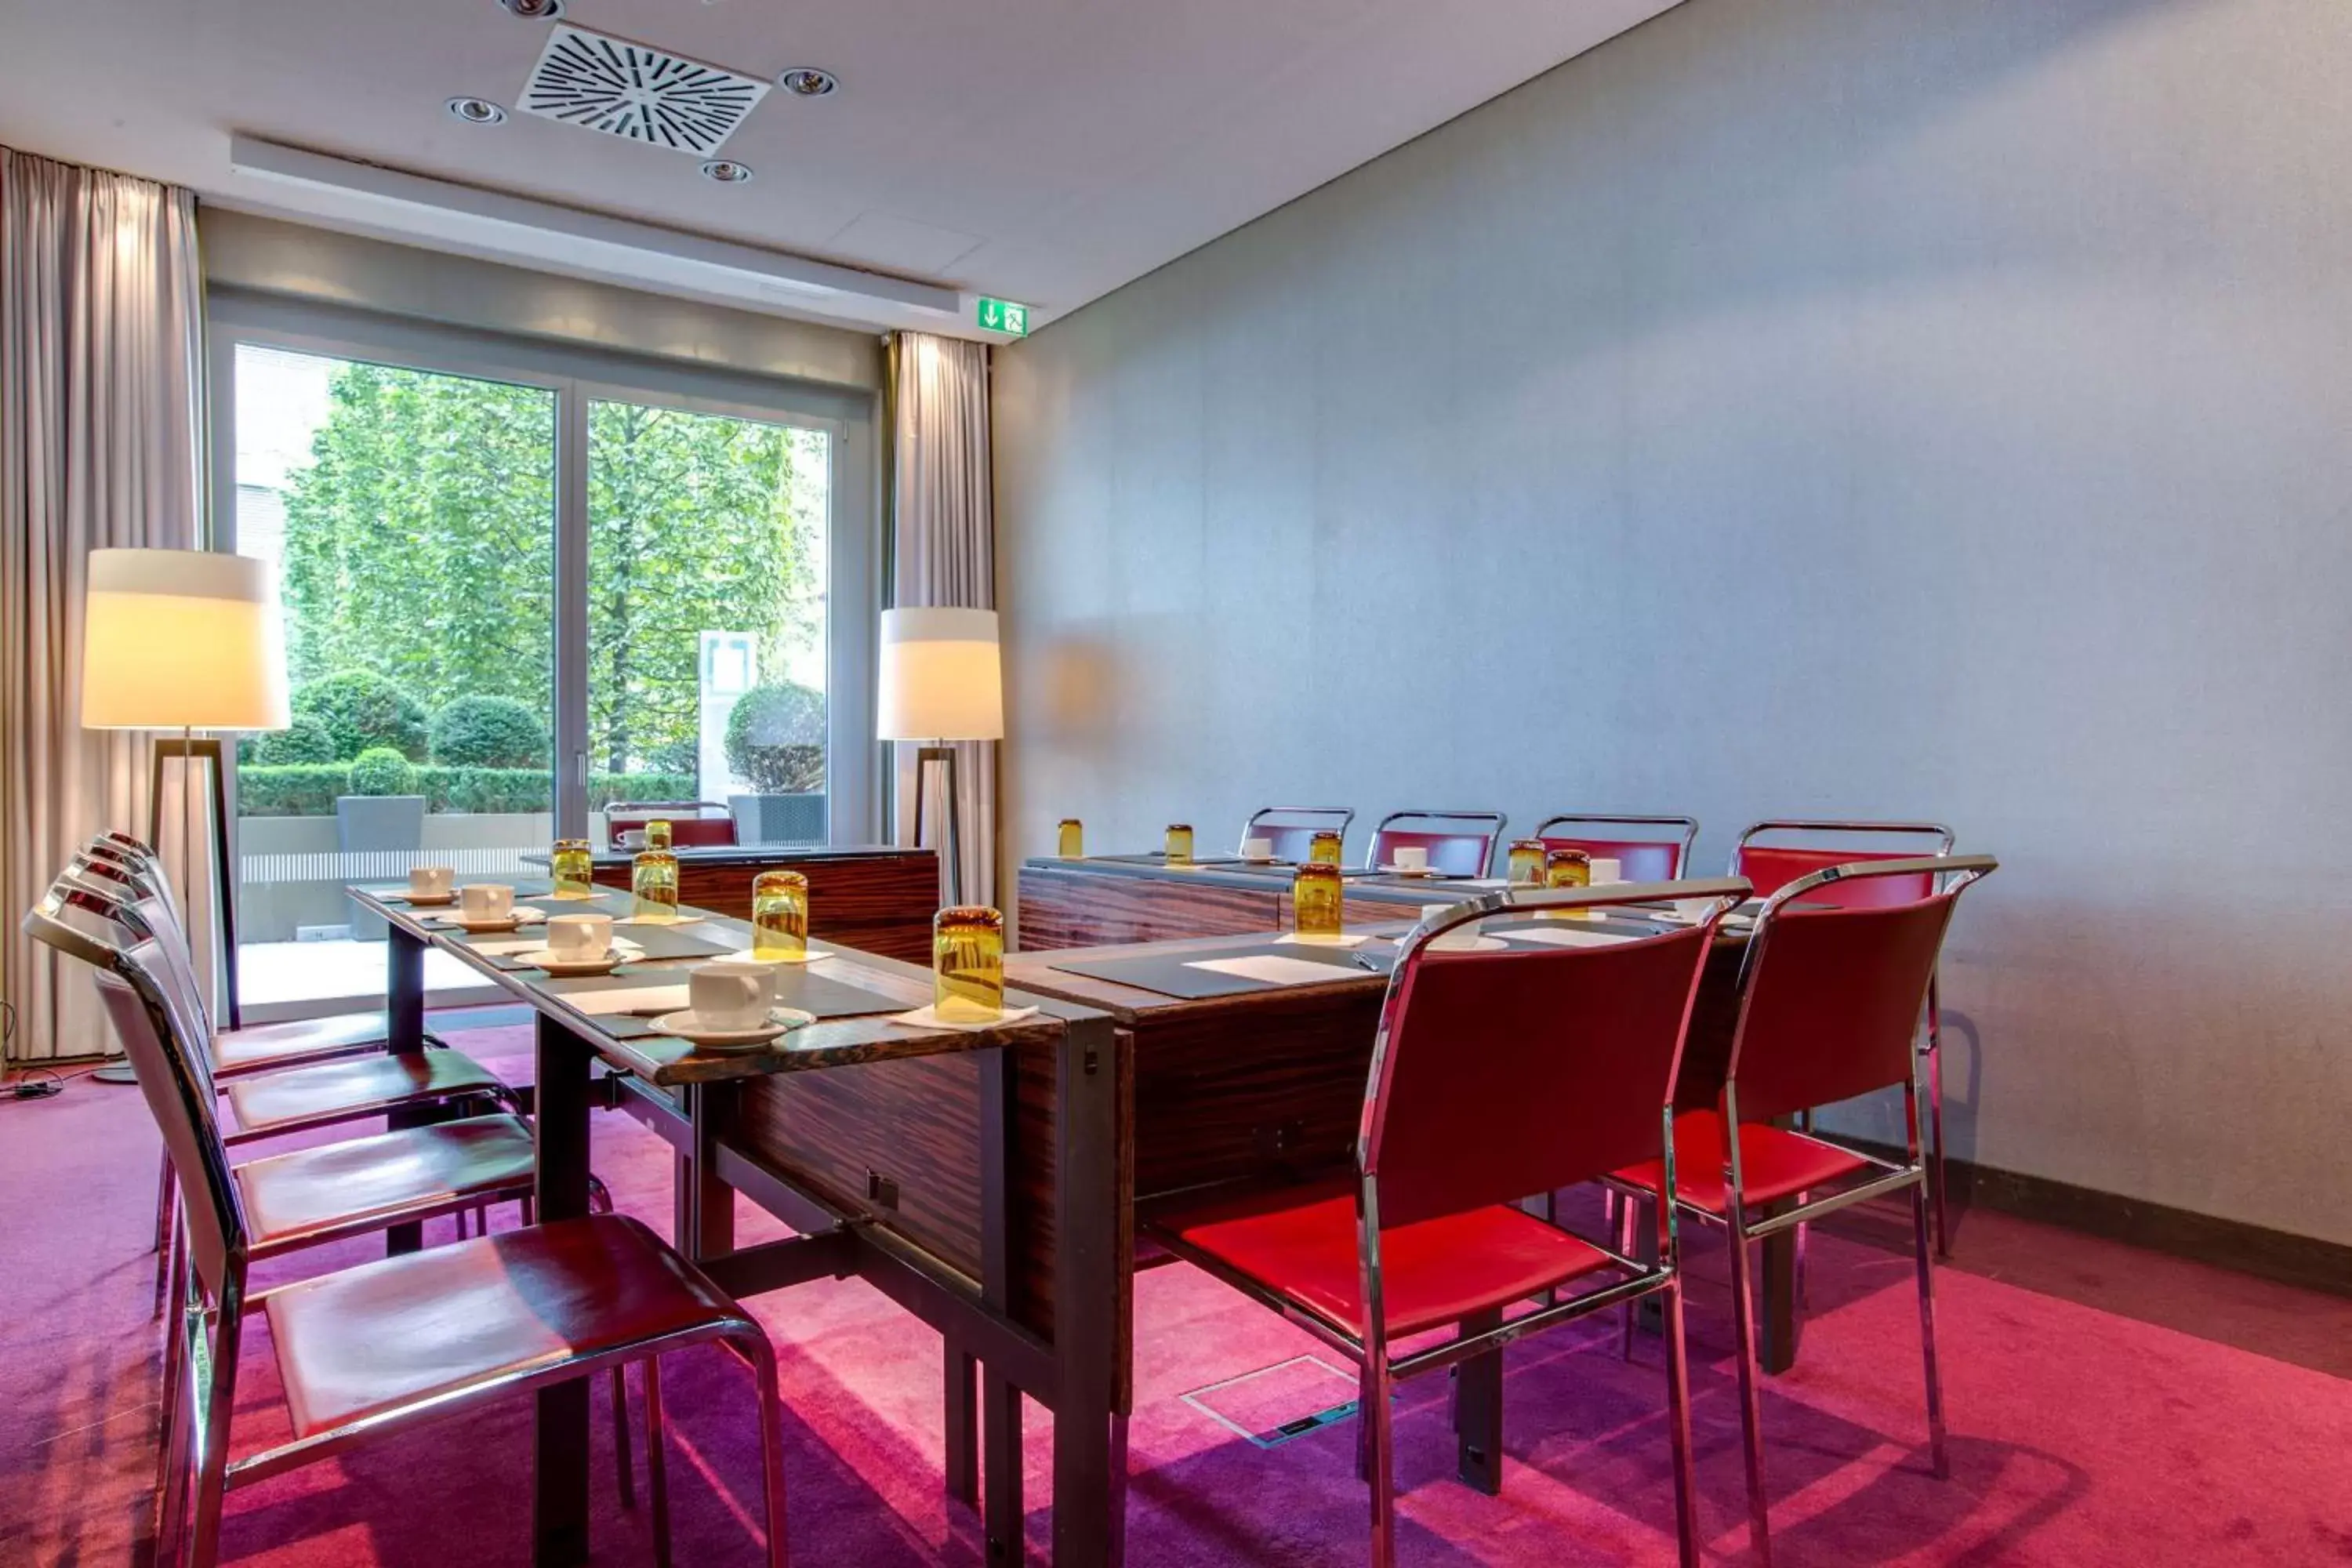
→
(877, 607, 1003, 741)
(82, 549, 291, 731)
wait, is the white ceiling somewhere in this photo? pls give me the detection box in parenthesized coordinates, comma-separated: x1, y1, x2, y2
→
(0, 0, 1681, 337)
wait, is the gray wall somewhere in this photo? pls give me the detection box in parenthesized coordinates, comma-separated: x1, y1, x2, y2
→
(993, 0, 2352, 1244)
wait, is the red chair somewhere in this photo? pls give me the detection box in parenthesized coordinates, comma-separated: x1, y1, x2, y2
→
(1363, 810, 1508, 877)
(1145, 876, 1750, 1568)
(1613, 854, 1996, 1566)
(1533, 813, 1700, 884)
(1238, 805, 1356, 862)
(606, 800, 739, 849)
(43, 908, 789, 1568)
(1732, 820, 1960, 1252)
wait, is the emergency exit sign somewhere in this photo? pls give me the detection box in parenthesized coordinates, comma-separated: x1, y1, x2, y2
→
(976, 297, 1029, 336)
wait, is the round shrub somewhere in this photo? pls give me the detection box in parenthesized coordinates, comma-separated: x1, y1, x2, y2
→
(251, 715, 338, 766)
(430, 695, 548, 769)
(723, 682, 826, 794)
(347, 747, 419, 797)
(293, 670, 429, 761)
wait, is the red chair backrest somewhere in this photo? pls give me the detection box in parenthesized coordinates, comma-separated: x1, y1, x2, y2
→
(1251, 826, 1321, 862)
(1541, 836, 1683, 883)
(1734, 845, 1933, 908)
(607, 809, 739, 849)
(1363, 892, 1732, 1229)
(1241, 809, 1352, 863)
(1726, 870, 1983, 1124)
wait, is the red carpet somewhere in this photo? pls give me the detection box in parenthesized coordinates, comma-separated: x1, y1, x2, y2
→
(4, 1023, 2348, 1565)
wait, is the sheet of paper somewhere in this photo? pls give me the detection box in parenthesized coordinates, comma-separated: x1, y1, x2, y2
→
(1273, 932, 1370, 949)
(889, 1004, 1043, 1034)
(564, 984, 691, 1017)
(1186, 954, 1363, 985)
(1493, 925, 1638, 949)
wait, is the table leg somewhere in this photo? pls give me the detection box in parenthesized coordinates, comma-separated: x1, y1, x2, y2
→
(383, 924, 430, 1254)
(984, 1368, 1023, 1565)
(682, 1083, 737, 1261)
(1051, 1018, 1124, 1567)
(532, 1014, 593, 1566)
(945, 1338, 978, 1506)
(1759, 1220, 1800, 1375)
(1454, 1309, 1504, 1495)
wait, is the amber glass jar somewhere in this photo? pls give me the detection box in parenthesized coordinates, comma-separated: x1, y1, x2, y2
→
(1507, 839, 1547, 887)
(1307, 830, 1343, 867)
(1292, 862, 1345, 938)
(631, 849, 680, 921)
(1058, 818, 1084, 858)
(551, 837, 594, 899)
(1541, 847, 1592, 918)
(644, 818, 673, 851)
(934, 906, 1007, 1022)
(751, 869, 810, 960)
(1164, 824, 1195, 866)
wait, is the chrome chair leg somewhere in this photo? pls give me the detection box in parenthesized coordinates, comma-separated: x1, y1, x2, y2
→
(153, 1152, 174, 1254)
(1911, 1179, 1951, 1479)
(1925, 979, 1950, 1258)
(644, 1356, 671, 1567)
(1722, 1208, 1773, 1567)
(154, 1291, 194, 1563)
(1617, 1192, 1640, 1361)
(1660, 1278, 1702, 1568)
(614, 1363, 637, 1512)
(1363, 1359, 1397, 1568)
(741, 1333, 792, 1568)
(186, 1303, 245, 1568)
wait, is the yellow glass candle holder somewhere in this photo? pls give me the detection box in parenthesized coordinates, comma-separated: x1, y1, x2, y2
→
(1165, 824, 1195, 866)
(752, 869, 810, 961)
(1541, 847, 1592, 918)
(934, 906, 1006, 1022)
(1058, 818, 1084, 858)
(631, 849, 680, 922)
(1507, 839, 1547, 886)
(1307, 831, 1343, 867)
(1292, 862, 1345, 939)
(644, 818, 673, 851)
(551, 837, 594, 898)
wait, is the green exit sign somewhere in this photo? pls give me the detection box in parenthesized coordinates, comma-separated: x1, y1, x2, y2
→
(976, 297, 1029, 336)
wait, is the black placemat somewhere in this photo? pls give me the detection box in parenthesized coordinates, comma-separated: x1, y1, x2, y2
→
(532, 966, 902, 1021)
(602, 924, 738, 962)
(1048, 941, 1383, 1001)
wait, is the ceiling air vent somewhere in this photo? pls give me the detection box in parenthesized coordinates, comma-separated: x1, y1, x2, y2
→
(518, 24, 768, 155)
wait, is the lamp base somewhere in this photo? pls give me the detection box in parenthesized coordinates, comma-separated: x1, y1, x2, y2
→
(91, 1061, 138, 1084)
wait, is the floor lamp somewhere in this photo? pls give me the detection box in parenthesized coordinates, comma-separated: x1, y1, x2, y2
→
(82, 549, 290, 1075)
(878, 608, 1003, 909)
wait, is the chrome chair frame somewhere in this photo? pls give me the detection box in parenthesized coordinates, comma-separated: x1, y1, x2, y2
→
(1152, 877, 1750, 1568)
(1361, 809, 1509, 877)
(1732, 818, 1960, 1253)
(1613, 854, 1994, 1566)
(1237, 805, 1356, 858)
(1530, 813, 1700, 877)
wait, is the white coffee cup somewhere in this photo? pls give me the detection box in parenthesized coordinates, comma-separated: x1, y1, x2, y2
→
(1424, 902, 1480, 951)
(1394, 846, 1429, 873)
(547, 913, 612, 959)
(410, 865, 456, 898)
(691, 959, 775, 1030)
(1590, 858, 1623, 886)
(461, 884, 514, 919)
(1243, 837, 1276, 862)
(619, 829, 648, 850)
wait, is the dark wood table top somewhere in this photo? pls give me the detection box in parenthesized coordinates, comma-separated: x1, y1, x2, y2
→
(521, 843, 934, 869)
(1022, 853, 1508, 902)
(350, 881, 1092, 1088)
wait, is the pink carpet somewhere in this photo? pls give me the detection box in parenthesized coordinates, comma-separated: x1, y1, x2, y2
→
(4, 1022, 2349, 1566)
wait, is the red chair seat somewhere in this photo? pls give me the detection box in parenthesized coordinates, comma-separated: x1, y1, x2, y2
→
(222, 1048, 506, 1140)
(267, 1215, 742, 1438)
(1150, 1180, 1615, 1340)
(213, 1011, 398, 1076)
(237, 1115, 536, 1254)
(1613, 1109, 1871, 1214)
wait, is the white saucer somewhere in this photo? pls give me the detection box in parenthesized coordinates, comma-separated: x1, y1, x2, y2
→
(442, 906, 546, 931)
(735, 948, 828, 966)
(1428, 935, 1511, 953)
(1237, 856, 1285, 867)
(1379, 865, 1442, 878)
(516, 948, 624, 975)
(648, 1007, 817, 1053)
(404, 891, 456, 906)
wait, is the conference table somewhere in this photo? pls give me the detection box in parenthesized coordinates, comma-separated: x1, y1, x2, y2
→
(1012, 852, 1803, 1375)
(526, 843, 941, 962)
(352, 880, 1128, 1568)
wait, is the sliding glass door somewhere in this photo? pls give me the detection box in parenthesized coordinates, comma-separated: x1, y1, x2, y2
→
(213, 296, 877, 1020)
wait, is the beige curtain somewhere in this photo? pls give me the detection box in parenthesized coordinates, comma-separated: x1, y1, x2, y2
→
(889, 332, 998, 906)
(1, 149, 205, 1062)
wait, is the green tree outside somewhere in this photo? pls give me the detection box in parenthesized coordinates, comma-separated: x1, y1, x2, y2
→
(276, 363, 825, 783)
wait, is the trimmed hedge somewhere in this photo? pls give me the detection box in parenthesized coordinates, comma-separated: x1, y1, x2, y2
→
(238, 765, 698, 818)
(724, 682, 826, 793)
(293, 671, 430, 761)
(430, 695, 548, 768)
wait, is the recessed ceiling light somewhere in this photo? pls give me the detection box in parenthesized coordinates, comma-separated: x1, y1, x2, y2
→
(777, 67, 838, 98)
(446, 96, 509, 126)
(699, 158, 755, 185)
(496, 0, 564, 18)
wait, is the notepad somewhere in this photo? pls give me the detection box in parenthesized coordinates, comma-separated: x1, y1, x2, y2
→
(1185, 955, 1363, 985)
(563, 983, 692, 1016)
